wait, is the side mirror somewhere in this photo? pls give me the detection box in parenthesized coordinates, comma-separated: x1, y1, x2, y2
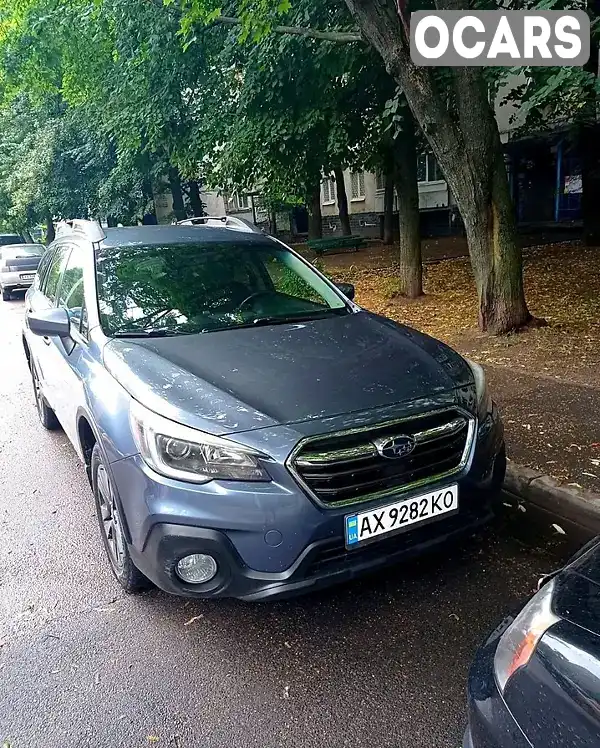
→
(27, 308, 71, 338)
(336, 282, 355, 301)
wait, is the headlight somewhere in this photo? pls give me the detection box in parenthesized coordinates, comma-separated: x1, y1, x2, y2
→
(466, 359, 493, 421)
(129, 401, 271, 483)
(494, 580, 560, 693)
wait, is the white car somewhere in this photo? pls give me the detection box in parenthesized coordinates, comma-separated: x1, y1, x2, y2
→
(0, 243, 45, 300)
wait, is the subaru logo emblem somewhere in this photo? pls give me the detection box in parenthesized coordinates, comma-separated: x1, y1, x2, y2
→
(374, 435, 416, 460)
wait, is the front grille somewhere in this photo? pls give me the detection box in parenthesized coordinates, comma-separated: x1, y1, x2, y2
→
(289, 408, 473, 508)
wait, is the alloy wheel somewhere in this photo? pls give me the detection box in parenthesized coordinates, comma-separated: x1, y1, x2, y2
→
(32, 365, 43, 419)
(96, 463, 126, 572)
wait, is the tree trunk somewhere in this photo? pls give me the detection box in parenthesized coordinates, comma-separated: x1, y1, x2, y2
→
(188, 180, 205, 217)
(307, 184, 323, 239)
(393, 115, 422, 298)
(344, 0, 532, 333)
(168, 167, 186, 222)
(107, 215, 118, 227)
(581, 30, 600, 246)
(383, 170, 395, 244)
(269, 208, 278, 235)
(333, 166, 352, 236)
(45, 212, 55, 244)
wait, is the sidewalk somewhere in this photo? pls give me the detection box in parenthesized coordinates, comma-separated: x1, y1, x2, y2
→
(485, 365, 600, 493)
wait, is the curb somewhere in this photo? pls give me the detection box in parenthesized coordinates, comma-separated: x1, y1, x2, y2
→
(502, 462, 600, 545)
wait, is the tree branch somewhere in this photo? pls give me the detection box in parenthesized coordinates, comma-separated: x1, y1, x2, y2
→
(212, 16, 363, 44)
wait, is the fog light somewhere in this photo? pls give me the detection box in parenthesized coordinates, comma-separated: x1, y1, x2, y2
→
(176, 554, 218, 584)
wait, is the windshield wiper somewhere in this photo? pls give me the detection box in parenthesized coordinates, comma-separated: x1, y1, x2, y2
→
(251, 309, 348, 327)
(110, 328, 191, 338)
(200, 308, 348, 334)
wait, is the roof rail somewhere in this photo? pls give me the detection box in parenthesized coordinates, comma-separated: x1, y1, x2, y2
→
(55, 219, 106, 243)
(177, 215, 263, 234)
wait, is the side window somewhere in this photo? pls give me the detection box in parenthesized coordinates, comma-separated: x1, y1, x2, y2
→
(57, 246, 85, 329)
(34, 248, 55, 292)
(262, 254, 324, 305)
(43, 246, 70, 303)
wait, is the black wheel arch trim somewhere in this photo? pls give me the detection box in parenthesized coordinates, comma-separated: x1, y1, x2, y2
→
(82, 409, 135, 545)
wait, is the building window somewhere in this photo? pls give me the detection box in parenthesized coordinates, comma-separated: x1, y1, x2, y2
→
(231, 193, 250, 211)
(322, 176, 335, 204)
(417, 154, 444, 183)
(375, 171, 386, 192)
(350, 171, 366, 201)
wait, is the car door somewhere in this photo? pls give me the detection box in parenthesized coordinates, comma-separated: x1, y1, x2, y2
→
(40, 243, 89, 448)
(26, 243, 70, 402)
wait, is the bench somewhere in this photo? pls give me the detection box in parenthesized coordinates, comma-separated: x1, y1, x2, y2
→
(306, 235, 365, 256)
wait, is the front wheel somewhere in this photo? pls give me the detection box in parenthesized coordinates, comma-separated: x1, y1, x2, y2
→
(31, 361, 60, 430)
(91, 444, 149, 593)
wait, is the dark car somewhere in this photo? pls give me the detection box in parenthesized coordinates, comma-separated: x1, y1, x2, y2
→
(465, 536, 600, 747)
(22, 219, 505, 601)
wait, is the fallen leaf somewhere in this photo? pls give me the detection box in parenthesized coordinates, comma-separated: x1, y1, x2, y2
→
(552, 524, 567, 535)
(147, 737, 160, 744)
(283, 685, 290, 699)
(184, 615, 204, 627)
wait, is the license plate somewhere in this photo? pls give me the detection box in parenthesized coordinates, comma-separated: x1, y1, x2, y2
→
(20, 274, 34, 281)
(345, 485, 459, 548)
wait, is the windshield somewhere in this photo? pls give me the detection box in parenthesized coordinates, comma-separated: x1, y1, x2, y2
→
(2, 244, 44, 259)
(95, 241, 348, 336)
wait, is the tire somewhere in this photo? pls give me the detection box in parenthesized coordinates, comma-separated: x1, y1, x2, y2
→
(31, 360, 60, 430)
(91, 444, 150, 593)
(2, 288, 11, 301)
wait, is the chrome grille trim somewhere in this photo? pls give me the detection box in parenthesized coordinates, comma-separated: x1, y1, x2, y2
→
(413, 416, 467, 444)
(286, 407, 476, 509)
(295, 443, 378, 467)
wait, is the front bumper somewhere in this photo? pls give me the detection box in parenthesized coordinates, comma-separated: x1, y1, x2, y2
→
(131, 495, 495, 601)
(113, 406, 504, 601)
(464, 625, 532, 748)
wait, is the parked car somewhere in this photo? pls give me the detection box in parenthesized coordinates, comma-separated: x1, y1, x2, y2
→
(0, 243, 45, 300)
(465, 536, 600, 747)
(22, 219, 505, 600)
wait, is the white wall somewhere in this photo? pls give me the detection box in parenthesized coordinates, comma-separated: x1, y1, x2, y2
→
(321, 168, 450, 217)
(203, 191, 227, 215)
(154, 192, 174, 224)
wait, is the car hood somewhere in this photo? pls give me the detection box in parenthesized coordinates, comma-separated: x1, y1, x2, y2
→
(554, 538, 600, 637)
(103, 311, 473, 435)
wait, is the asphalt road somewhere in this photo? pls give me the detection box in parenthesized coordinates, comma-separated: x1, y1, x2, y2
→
(0, 296, 560, 748)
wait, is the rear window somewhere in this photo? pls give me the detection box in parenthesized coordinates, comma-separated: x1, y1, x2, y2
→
(2, 244, 44, 259)
(0, 235, 25, 246)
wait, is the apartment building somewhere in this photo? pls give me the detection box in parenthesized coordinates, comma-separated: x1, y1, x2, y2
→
(154, 76, 583, 238)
